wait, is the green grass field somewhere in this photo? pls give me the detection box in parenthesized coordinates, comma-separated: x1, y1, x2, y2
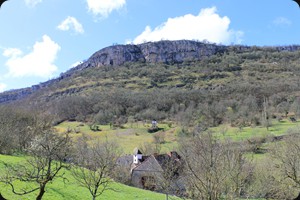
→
(56, 121, 178, 154)
(4, 119, 298, 200)
(0, 154, 179, 200)
(211, 119, 300, 141)
(55, 119, 300, 155)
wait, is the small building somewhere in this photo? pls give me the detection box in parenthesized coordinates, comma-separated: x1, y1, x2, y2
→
(151, 119, 158, 128)
(131, 155, 164, 190)
(116, 148, 185, 195)
(129, 148, 185, 195)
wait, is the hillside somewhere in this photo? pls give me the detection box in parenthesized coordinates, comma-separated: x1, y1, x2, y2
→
(3, 40, 300, 199)
(0, 40, 228, 104)
(1, 40, 299, 103)
(0, 154, 177, 200)
(2, 40, 300, 127)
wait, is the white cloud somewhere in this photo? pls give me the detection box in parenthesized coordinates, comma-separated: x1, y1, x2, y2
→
(3, 48, 23, 58)
(273, 17, 292, 26)
(3, 35, 61, 78)
(24, 0, 42, 7)
(86, 0, 126, 18)
(70, 60, 84, 68)
(131, 7, 243, 45)
(57, 16, 84, 34)
(0, 83, 7, 92)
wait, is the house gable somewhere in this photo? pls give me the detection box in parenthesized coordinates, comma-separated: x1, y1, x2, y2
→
(133, 155, 163, 172)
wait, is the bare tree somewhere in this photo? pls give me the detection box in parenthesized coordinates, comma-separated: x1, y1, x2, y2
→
(0, 106, 44, 154)
(158, 154, 184, 200)
(179, 132, 253, 200)
(246, 156, 295, 200)
(71, 137, 120, 200)
(140, 141, 161, 155)
(0, 129, 71, 200)
(270, 134, 300, 199)
(261, 97, 271, 130)
(272, 135, 300, 185)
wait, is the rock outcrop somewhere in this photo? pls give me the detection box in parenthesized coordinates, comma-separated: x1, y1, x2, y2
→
(0, 88, 33, 104)
(139, 40, 226, 64)
(62, 41, 300, 77)
(69, 40, 227, 73)
(2, 40, 300, 104)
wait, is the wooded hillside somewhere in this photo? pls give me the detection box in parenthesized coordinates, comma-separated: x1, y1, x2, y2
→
(1, 40, 300, 129)
(2, 40, 300, 199)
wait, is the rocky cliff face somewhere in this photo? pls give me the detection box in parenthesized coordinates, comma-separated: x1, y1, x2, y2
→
(2, 40, 300, 104)
(0, 40, 228, 104)
(69, 40, 227, 73)
(0, 88, 33, 104)
(139, 40, 226, 64)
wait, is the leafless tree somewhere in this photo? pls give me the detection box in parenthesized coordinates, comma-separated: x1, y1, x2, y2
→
(159, 155, 185, 200)
(0, 129, 71, 200)
(140, 141, 161, 155)
(245, 156, 295, 200)
(269, 134, 300, 199)
(0, 106, 45, 154)
(71, 137, 120, 200)
(179, 131, 253, 200)
(261, 97, 271, 130)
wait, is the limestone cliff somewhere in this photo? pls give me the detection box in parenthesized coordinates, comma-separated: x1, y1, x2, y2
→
(2, 40, 300, 104)
(69, 40, 227, 73)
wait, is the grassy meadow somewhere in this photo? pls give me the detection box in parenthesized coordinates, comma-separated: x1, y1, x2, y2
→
(55, 121, 178, 154)
(1, 118, 300, 199)
(0, 154, 179, 200)
(55, 118, 300, 154)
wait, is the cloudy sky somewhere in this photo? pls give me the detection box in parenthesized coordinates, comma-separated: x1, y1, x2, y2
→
(0, 0, 299, 91)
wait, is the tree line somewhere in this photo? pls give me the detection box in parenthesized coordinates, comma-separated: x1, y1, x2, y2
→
(19, 47, 300, 131)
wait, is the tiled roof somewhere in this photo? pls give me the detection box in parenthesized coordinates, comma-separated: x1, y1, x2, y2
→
(133, 155, 163, 172)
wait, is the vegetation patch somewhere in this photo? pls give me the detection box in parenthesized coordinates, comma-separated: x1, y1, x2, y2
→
(0, 154, 178, 200)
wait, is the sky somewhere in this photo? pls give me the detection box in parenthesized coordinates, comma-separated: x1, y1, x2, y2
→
(0, 0, 300, 92)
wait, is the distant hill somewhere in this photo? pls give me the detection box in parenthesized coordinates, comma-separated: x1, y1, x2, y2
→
(1, 40, 300, 104)
(2, 40, 300, 126)
(0, 40, 226, 104)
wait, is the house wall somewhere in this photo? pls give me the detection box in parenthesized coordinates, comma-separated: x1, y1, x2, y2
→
(131, 170, 163, 190)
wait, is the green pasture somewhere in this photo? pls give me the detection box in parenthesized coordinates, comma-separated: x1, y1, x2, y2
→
(211, 119, 300, 141)
(55, 119, 300, 155)
(56, 121, 178, 154)
(3, 118, 292, 200)
(0, 154, 179, 200)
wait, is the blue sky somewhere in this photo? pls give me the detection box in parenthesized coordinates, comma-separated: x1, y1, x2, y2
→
(0, 0, 299, 91)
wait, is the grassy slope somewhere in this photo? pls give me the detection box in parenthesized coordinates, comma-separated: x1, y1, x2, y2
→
(0, 154, 179, 200)
(55, 119, 300, 154)
(2, 120, 298, 200)
(212, 119, 300, 141)
(56, 121, 178, 154)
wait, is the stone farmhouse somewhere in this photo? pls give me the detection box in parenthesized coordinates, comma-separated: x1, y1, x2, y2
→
(116, 148, 185, 196)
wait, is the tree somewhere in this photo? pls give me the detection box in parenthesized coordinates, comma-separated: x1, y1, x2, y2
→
(140, 141, 161, 155)
(261, 97, 271, 130)
(276, 101, 290, 117)
(0, 106, 42, 154)
(0, 129, 71, 200)
(179, 132, 253, 200)
(71, 137, 120, 200)
(158, 154, 184, 200)
(246, 156, 294, 200)
(290, 97, 300, 118)
(270, 134, 300, 199)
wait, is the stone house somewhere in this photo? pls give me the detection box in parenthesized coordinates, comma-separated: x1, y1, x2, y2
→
(128, 148, 185, 195)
